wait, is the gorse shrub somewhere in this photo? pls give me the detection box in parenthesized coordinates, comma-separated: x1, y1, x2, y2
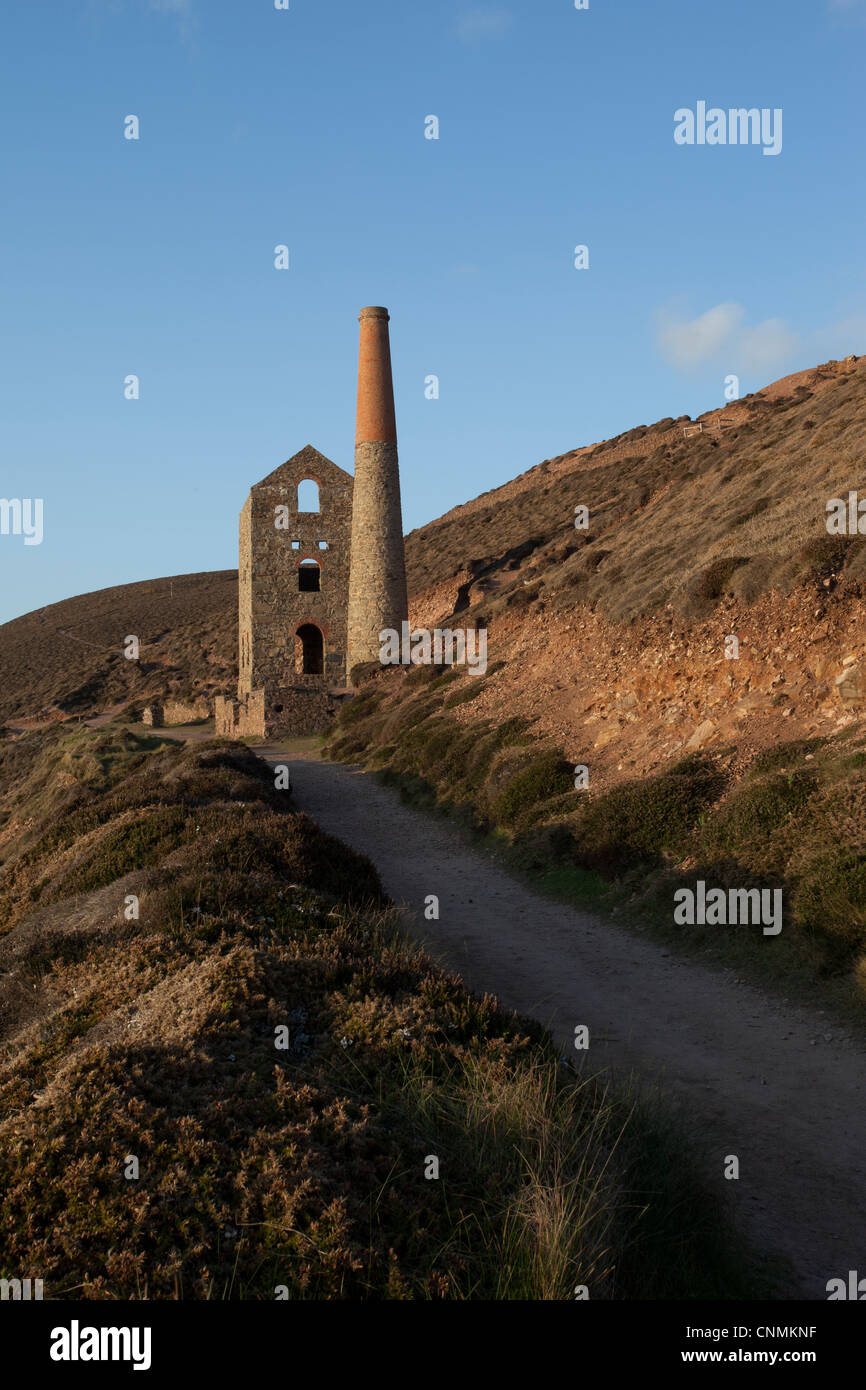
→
(570, 754, 727, 872)
(700, 772, 817, 875)
(793, 852, 866, 958)
(489, 751, 574, 828)
(58, 805, 189, 897)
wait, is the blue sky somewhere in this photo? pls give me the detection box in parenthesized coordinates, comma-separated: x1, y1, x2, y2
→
(1, 0, 864, 623)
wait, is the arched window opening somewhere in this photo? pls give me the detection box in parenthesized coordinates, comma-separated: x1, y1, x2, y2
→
(298, 560, 320, 592)
(297, 479, 319, 513)
(295, 624, 324, 675)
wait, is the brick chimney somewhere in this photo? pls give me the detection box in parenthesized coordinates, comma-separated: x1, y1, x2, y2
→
(346, 307, 408, 675)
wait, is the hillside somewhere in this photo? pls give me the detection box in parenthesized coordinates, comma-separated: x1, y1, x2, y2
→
(324, 355, 866, 1015)
(0, 726, 764, 1299)
(394, 357, 866, 794)
(2, 357, 865, 735)
(0, 571, 237, 727)
(405, 355, 866, 624)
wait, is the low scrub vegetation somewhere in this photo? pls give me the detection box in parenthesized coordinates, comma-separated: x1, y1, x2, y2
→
(0, 727, 771, 1298)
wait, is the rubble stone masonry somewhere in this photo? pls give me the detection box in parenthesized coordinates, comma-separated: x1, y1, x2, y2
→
(215, 444, 353, 737)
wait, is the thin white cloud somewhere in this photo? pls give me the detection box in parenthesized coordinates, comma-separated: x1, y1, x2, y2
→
(655, 299, 866, 378)
(656, 302, 746, 368)
(457, 8, 513, 42)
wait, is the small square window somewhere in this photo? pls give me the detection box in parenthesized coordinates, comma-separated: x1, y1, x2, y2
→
(318, 541, 328, 550)
(291, 540, 300, 550)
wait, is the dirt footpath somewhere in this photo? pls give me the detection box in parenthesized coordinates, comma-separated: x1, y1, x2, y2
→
(261, 747, 866, 1300)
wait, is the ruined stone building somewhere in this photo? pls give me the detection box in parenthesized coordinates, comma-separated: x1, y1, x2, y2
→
(215, 307, 407, 738)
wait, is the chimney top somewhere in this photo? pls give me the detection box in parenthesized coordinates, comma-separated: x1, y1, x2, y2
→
(355, 305, 396, 444)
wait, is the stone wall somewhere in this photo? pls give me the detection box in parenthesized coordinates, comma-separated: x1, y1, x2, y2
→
(214, 689, 265, 738)
(346, 440, 408, 669)
(143, 697, 211, 727)
(240, 445, 353, 700)
(238, 495, 253, 697)
(215, 685, 339, 739)
(263, 684, 340, 736)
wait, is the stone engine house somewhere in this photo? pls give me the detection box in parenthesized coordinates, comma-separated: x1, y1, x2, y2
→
(215, 307, 407, 738)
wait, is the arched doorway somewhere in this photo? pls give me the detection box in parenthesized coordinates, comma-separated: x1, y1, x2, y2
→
(295, 624, 324, 675)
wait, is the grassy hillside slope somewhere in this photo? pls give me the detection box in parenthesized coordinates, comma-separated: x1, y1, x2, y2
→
(0, 571, 236, 726)
(0, 727, 768, 1299)
(405, 356, 866, 625)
